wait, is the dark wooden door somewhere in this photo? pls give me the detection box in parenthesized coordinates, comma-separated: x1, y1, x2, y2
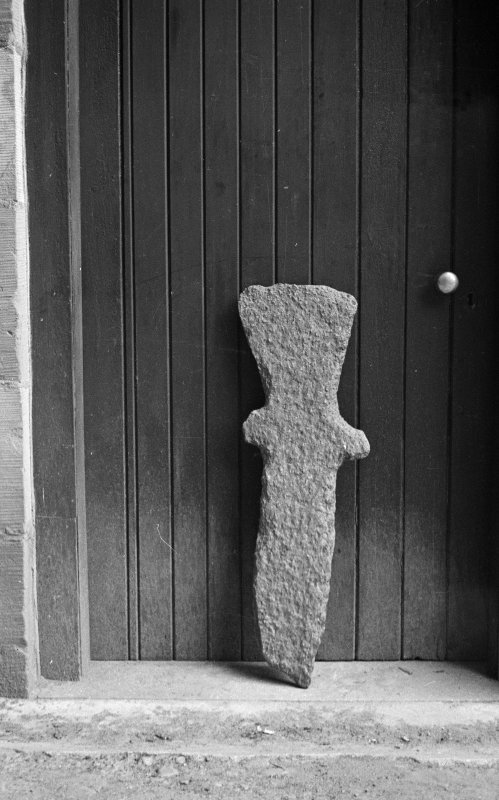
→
(79, 0, 498, 662)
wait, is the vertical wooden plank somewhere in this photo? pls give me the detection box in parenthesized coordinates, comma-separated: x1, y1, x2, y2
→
(204, 0, 241, 659)
(121, 0, 139, 661)
(169, 0, 207, 659)
(239, 0, 275, 660)
(67, 0, 90, 672)
(448, 0, 498, 660)
(26, 0, 80, 678)
(357, 0, 407, 659)
(313, 0, 359, 661)
(276, 0, 312, 284)
(403, 0, 453, 660)
(35, 519, 79, 675)
(130, 0, 173, 660)
(80, 0, 128, 659)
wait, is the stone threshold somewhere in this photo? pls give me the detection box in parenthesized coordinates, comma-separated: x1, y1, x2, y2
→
(33, 660, 499, 703)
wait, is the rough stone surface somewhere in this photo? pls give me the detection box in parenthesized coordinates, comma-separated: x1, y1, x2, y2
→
(0, 0, 33, 698)
(239, 284, 369, 688)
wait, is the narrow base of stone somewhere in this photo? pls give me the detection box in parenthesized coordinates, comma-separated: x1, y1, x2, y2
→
(265, 657, 312, 689)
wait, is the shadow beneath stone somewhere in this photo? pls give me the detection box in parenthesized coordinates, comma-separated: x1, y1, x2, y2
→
(219, 661, 298, 688)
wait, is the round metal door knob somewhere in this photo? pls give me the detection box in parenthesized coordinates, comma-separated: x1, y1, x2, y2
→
(437, 271, 459, 294)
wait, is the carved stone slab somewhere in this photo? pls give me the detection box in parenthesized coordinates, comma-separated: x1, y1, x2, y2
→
(239, 284, 369, 688)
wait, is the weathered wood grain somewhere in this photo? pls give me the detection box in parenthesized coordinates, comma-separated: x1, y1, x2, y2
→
(36, 519, 80, 678)
(26, 0, 80, 679)
(67, 0, 498, 666)
(357, 0, 408, 660)
(169, 0, 208, 659)
(447, 0, 498, 660)
(80, 0, 128, 659)
(239, 0, 275, 660)
(121, 0, 139, 661)
(275, 0, 312, 283)
(403, 0, 453, 660)
(130, 0, 173, 660)
(204, 0, 241, 660)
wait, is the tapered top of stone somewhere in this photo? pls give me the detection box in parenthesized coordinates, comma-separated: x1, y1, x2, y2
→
(239, 284, 357, 400)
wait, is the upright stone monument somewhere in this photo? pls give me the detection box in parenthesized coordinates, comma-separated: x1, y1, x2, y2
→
(239, 284, 369, 688)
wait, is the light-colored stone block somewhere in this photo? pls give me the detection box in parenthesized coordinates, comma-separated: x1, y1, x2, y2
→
(240, 284, 369, 688)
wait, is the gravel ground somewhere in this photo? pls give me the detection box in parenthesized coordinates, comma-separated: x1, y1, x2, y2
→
(1, 688, 498, 799)
(1, 750, 499, 800)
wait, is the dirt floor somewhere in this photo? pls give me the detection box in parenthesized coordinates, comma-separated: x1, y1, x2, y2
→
(1, 749, 499, 800)
(1, 700, 499, 799)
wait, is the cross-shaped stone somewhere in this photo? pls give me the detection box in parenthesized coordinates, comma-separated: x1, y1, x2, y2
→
(240, 284, 369, 688)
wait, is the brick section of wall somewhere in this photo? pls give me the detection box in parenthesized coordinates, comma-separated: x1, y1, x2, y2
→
(0, 0, 36, 697)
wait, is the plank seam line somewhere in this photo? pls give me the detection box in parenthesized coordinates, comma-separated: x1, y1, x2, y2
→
(354, 0, 363, 662)
(200, 0, 209, 661)
(165, 0, 175, 661)
(400, 0, 410, 662)
(444, 2, 457, 661)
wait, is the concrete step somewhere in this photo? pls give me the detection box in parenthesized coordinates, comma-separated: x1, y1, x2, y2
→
(1, 661, 497, 764)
